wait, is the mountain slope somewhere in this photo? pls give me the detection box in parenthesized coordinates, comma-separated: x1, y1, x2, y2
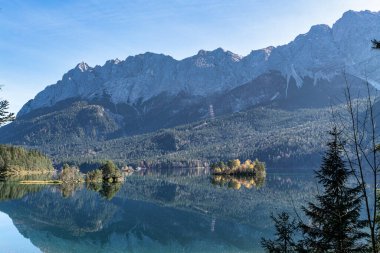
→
(1, 10, 380, 166)
(17, 10, 380, 118)
(0, 70, 368, 146)
(24, 105, 334, 168)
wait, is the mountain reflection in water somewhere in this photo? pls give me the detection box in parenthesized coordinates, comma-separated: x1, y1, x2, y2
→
(0, 168, 316, 253)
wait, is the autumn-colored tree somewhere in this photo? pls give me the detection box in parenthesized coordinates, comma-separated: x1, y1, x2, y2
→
(60, 164, 83, 183)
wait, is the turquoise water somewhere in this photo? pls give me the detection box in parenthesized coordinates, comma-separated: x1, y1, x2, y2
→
(0, 169, 316, 253)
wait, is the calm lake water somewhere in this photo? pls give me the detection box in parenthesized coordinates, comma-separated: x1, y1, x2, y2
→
(0, 168, 316, 253)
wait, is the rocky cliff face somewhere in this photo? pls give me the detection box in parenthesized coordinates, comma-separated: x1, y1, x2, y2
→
(18, 10, 380, 118)
(2, 10, 379, 147)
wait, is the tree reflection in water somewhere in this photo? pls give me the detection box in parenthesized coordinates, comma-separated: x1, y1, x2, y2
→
(211, 174, 265, 190)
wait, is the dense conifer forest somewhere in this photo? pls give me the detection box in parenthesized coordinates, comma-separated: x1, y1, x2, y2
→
(0, 145, 54, 176)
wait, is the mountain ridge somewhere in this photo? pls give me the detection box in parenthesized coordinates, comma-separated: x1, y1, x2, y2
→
(2, 10, 380, 167)
(18, 10, 380, 117)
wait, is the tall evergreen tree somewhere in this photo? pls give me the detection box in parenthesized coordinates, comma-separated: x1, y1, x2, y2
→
(261, 212, 298, 253)
(0, 92, 15, 126)
(300, 127, 366, 252)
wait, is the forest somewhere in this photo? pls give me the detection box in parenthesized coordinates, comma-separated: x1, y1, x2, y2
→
(24, 105, 335, 169)
(0, 145, 54, 176)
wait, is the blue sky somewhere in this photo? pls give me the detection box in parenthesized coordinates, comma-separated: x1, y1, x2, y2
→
(1, 0, 380, 113)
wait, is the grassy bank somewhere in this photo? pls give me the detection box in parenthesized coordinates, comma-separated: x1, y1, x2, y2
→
(2, 169, 54, 176)
(19, 180, 62, 185)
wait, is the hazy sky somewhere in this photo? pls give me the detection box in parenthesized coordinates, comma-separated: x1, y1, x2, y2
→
(1, 0, 380, 113)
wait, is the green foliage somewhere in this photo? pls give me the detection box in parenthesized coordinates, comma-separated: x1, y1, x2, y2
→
(59, 164, 84, 183)
(299, 128, 366, 252)
(57, 161, 124, 199)
(0, 91, 15, 126)
(2, 101, 119, 146)
(261, 212, 299, 253)
(262, 128, 368, 252)
(86, 182, 102, 192)
(0, 145, 53, 175)
(84, 160, 123, 200)
(5, 106, 334, 168)
(85, 169, 103, 183)
(99, 160, 122, 182)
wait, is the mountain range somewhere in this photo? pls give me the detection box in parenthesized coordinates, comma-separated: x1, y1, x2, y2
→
(2, 10, 380, 167)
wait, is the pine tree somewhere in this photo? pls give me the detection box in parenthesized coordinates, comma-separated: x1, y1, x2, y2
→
(300, 127, 366, 252)
(261, 212, 298, 253)
(372, 39, 380, 49)
(0, 95, 15, 126)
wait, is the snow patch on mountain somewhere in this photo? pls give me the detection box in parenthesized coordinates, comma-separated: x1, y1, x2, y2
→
(18, 10, 380, 117)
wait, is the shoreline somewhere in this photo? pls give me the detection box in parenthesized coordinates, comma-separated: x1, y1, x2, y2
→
(19, 180, 62, 185)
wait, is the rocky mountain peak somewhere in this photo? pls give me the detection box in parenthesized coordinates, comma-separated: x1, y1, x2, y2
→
(16, 10, 380, 117)
(76, 62, 91, 72)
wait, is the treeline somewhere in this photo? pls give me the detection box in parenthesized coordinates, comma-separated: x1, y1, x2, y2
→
(0, 145, 54, 175)
(29, 106, 333, 169)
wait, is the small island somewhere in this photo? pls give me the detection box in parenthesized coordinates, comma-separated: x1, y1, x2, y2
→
(15, 160, 126, 199)
(85, 160, 124, 200)
(210, 159, 266, 177)
(86, 160, 123, 183)
(210, 159, 266, 190)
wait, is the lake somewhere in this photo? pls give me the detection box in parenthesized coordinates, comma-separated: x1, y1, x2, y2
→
(0, 168, 316, 253)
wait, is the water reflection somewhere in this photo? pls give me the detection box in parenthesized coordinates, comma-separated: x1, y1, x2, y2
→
(0, 182, 45, 201)
(0, 168, 316, 253)
(60, 182, 84, 198)
(211, 175, 265, 190)
(98, 182, 123, 200)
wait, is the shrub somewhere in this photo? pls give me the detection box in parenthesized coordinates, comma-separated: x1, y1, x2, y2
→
(60, 164, 83, 183)
(99, 160, 122, 182)
(86, 169, 103, 183)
